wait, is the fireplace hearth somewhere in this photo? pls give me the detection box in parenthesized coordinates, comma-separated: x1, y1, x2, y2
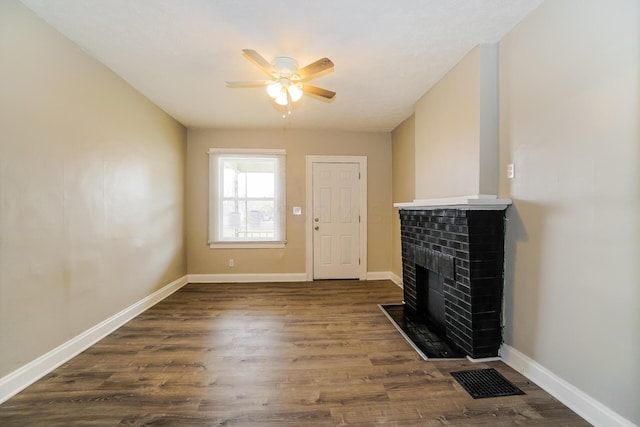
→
(397, 197, 510, 359)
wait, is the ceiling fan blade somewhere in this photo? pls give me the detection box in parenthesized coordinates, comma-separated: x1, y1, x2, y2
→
(226, 80, 271, 88)
(242, 49, 274, 77)
(297, 57, 334, 81)
(301, 84, 336, 100)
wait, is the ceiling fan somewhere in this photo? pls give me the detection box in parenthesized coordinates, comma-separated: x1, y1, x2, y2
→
(226, 49, 336, 114)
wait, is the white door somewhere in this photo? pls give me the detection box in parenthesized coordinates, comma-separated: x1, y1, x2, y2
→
(312, 162, 360, 279)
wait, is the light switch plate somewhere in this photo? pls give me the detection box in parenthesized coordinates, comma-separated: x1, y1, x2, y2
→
(293, 206, 302, 215)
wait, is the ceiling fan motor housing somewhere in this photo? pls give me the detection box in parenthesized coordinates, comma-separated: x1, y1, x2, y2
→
(271, 56, 299, 79)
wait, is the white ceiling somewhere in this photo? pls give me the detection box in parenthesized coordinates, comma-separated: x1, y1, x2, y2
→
(20, 0, 542, 132)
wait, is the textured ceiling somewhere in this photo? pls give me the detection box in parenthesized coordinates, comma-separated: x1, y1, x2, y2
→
(20, 0, 542, 132)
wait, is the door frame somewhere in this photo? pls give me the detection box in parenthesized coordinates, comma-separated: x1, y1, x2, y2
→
(305, 155, 367, 281)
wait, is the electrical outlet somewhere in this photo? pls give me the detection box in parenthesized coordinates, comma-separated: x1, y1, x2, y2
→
(229, 259, 234, 267)
(507, 163, 515, 179)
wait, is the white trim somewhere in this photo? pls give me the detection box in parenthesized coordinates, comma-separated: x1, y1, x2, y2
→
(188, 272, 402, 285)
(208, 242, 285, 249)
(208, 148, 285, 155)
(389, 272, 403, 288)
(306, 155, 368, 281)
(366, 271, 390, 281)
(394, 194, 512, 210)
(500, 344, 636, 427)
(188, 273, 306, 283)
(0, 275, 189, 405)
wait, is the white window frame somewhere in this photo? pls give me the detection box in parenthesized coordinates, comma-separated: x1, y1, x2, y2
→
(208, 148, 286, 249)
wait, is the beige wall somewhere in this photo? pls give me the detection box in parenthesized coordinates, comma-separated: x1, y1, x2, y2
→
(187, 129, 392, 275)
(391, 1, 638, 421)
(0, 1, 187, 377)
(415, 47, 479, 198)
(391, 115, 415, 279)
(414, 44, 499, 199)
(499, 0, 639, 423)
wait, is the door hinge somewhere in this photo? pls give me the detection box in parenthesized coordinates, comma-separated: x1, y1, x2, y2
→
(358, 172, 361, 179)
(359, 215, 361, 223)
(359, 258, 361, 265)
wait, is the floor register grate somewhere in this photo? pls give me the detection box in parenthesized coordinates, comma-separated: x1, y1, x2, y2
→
(450, 368, 525, 399)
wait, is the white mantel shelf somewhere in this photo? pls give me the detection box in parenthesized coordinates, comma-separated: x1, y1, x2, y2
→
(394, 195, 512, 211)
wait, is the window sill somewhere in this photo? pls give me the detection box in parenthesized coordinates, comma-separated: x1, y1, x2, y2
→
(209, 241, 286, 249)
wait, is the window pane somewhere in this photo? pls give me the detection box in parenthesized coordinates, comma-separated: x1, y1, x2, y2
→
(246, 172, 274, 198)
(246, 200, 275, 238)
(237, 171, 246, 198)
(221, 200, 245, 239)
(222, 163, 236, 198)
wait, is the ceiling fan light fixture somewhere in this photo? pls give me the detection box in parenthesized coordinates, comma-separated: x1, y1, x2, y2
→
(275, 91, 288, 106)
(229, 49, 335, 113)
(266, 82, 282, 99)
(288, 84, 303, 102)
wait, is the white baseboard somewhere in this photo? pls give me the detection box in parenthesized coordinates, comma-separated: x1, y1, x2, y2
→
(0, 274, 189, 405)
(188, 273, 307, 283)
(500, 344, 635, 427)
(366, 271, 390, 281)
(389, 272, 403, 288)
(188, 272, 401, 284)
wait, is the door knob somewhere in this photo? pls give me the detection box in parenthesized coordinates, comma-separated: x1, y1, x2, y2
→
(314, 218, 319, 222)
(314, 226, 319, 231)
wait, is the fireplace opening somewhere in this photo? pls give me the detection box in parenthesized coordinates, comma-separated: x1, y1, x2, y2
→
(381, 255, 466, 359)
(416, 265, 446, 336)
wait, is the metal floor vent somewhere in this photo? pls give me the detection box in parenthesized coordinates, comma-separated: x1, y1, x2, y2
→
(451, 368, 525, 399)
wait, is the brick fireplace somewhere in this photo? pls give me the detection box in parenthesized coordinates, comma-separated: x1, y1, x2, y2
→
(397, 197, 511, 359)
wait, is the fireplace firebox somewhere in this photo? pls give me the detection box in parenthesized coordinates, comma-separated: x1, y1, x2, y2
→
(399, 206, 508, 359)
(415, 266, 446, 335)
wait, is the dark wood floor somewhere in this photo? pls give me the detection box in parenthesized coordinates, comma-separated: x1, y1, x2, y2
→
(0, 280, 589, 426)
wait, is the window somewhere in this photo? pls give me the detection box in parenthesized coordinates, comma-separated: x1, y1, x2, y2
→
(208, 148, 286, 248)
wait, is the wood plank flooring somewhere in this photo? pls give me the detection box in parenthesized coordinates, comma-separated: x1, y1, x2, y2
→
(0, 280, 590, 426)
